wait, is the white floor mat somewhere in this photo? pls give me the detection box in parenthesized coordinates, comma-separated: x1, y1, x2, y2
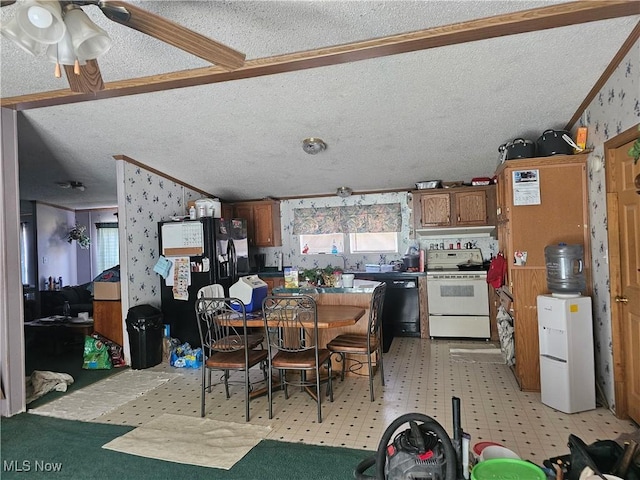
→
(29, 369, 181, 421)
(102, 414, 271, 470)
(449, 344, 505, 364)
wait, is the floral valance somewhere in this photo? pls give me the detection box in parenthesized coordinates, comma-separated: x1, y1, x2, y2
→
(293, 203, 401, 234)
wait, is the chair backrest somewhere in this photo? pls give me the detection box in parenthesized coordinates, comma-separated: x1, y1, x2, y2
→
(368, 283, 387, 339)
(261, 295, 318, 354)
(195, 296, 247, 354)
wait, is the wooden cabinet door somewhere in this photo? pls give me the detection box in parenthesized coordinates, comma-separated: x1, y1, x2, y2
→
(234, 204, 255, 246)
(419, 193, 451, 226)
(93, 300, 123, 347)
(253, 202, 275, 246)
(261, 276, 284, 293)
(455, 190, 487, 225)
(221, 203, 234, 221)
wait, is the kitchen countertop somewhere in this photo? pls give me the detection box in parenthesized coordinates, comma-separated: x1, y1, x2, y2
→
(253, 269, 426, 278)
(273, 283, 380, 294)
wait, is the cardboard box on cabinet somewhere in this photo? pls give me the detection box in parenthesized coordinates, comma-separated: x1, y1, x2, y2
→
(94, 282, 121, 300)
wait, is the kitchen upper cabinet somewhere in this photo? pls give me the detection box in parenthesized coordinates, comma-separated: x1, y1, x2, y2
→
(495, 153, 590, 392)
(233, 200, 282, 247)
(221, 203, 234, 221)
(413, 185, 496, 229)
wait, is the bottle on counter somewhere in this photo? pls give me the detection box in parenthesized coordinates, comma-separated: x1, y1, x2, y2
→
(189, 206, 196, 220)
(58, 276, 63, 289)
(62, 301, 71, 318)
(48, 276, 53, 290)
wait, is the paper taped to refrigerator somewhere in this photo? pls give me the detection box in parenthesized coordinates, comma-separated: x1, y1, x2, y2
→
(164, 257, 191, 287)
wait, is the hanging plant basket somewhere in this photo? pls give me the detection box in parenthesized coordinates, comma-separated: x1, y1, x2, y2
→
(68, 223, 91, 249)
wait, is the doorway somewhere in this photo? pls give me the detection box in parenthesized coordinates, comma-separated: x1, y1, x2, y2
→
(605, 123, 640, 424)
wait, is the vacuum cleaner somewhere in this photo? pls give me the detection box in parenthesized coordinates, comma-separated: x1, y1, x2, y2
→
(354, 397, 467, 480)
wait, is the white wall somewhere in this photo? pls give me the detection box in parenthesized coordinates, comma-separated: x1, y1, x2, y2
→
(36, 203, 77, 290)
(75, 208, 118, 284)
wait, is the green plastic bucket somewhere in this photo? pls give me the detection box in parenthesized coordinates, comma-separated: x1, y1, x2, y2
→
(471, 458, 546, 480)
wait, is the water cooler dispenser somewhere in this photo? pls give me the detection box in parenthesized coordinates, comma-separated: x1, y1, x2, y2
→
(537, 294, 595, 413)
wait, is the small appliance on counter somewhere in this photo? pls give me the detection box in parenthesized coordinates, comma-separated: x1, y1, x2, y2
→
(229, 275, 268, 312)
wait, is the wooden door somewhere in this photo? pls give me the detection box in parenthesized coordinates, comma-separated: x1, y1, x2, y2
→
(606, 128, 640, 423)
(456, 190, 487, 225)
(419, 193, 451, 226)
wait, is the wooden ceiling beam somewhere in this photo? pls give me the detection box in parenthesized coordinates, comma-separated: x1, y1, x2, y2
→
(2, 0, 638, 111)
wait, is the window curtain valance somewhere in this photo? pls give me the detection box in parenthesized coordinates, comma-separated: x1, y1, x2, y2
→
(293, 203, 401, 234)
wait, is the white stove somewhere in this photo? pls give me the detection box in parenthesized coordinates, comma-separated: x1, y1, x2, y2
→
(425, 248, 490, 339)
(426, 249, 487, 279)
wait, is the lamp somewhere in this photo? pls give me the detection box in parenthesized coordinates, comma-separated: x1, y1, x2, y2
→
(302, 137, 327, 155)
(46, 28, 87, 68)
(62, 4, 112, 60)
(4, 1, 112, 78)
(15, 0, 65, 44)
(336, 187, 352, 198)
(0, 16, 42, 55)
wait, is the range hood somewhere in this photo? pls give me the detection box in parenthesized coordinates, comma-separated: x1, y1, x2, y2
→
(416, 225, 496, 239)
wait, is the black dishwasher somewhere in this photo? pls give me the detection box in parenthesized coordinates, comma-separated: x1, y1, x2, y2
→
(356, 275, 420, 352)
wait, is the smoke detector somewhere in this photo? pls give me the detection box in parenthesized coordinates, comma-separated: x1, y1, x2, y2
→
(302, 137, 327, 154)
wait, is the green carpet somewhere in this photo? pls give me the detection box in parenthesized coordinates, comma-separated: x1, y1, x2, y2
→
(25, 338, 125, 409)
(1, 413, 373, 479)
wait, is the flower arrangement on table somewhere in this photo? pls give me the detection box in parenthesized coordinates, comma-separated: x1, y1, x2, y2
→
(68, 223, 91, 249)
(301, 265, 343, 287)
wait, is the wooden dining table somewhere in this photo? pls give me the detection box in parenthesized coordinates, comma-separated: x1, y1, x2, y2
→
(224, 304, 367, 400)
(241, 304, 366, 329)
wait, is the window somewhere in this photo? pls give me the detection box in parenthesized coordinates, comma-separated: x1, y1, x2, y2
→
(349, 232, 398, 253)
(96, 222, 119, 273)
(19, 222, 29, 283)
(299, 234, 344, 254)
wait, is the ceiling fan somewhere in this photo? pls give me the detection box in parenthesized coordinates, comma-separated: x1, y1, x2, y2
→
(0, 0, 246, 93)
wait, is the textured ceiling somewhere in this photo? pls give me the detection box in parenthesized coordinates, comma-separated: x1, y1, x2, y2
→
(1, 1, 638, 209)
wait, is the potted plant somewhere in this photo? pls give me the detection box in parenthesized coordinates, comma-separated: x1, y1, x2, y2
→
(300, 265, 344, 286)
(68, 223, 91, 249)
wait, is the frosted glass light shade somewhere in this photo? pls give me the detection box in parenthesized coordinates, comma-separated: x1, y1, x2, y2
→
(15, 0, 65, 44)
(64, 6, 112, 60)
(46, 29, 87, 66)
(1, 16, 42, 55)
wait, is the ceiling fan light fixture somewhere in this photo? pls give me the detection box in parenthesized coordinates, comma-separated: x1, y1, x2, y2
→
(0, 16, 42, 55)
(15, 0, 65, 44)
(302, 137, 327, 155)
(63, 4, 112, 60)
(46, 28, 87, 66)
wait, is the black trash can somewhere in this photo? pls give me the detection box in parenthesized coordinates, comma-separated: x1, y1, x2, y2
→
(126, 304, 164, 369)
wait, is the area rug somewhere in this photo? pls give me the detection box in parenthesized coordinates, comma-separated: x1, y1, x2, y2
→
(449, 343, 505, 364)
(29, 369, 181, 421)
(102, 414, 272, 470)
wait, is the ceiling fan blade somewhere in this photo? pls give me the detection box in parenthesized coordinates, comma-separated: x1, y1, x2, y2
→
(64, 59, 105, 93)
(97, 1, 246, 70)
(1, 0, 17, 6)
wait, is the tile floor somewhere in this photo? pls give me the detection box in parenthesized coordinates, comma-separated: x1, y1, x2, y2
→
(96, 337, 637, 467)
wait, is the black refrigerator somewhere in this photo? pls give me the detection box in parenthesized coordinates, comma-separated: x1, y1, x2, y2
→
(158, 217, 247, 346)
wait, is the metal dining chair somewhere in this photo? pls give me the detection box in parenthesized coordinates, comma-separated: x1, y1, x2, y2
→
(327, 283, 387, 401)
(261, 294, 333, 423)
(195, 296, 268, 421)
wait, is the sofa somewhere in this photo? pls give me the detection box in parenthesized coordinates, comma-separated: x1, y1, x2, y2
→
(40, 284, 93, 317)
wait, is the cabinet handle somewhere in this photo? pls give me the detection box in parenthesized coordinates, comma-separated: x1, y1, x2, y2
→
(615, 295, 628, 304)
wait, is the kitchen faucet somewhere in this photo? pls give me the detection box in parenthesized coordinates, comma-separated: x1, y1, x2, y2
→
(334, 254, 347, 271)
